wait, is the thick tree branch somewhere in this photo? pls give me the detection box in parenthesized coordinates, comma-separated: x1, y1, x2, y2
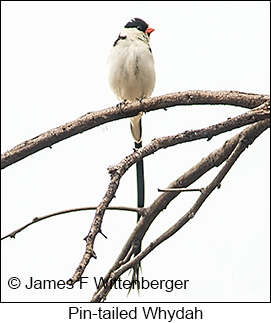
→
(2, 90, 269, 302)
(90, 118, 269, 302)
(67, 105, 269, 286)
(1, 91, 269, 169)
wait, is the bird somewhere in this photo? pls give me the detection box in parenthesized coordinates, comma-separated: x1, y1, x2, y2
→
(108, 17, 155, 144)
(107, 17, 156, 286)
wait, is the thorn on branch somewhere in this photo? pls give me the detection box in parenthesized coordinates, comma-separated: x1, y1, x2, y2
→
(83, 234, 90, 241)
(99, 230, 108, 239)
(91, 250, 97, 259)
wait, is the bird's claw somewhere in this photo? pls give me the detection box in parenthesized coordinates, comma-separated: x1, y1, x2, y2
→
(116, 99, 128, 108)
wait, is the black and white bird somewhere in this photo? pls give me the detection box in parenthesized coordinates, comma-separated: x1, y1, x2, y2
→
(107, 18, 156, 284)
(108, 17, 156, 144)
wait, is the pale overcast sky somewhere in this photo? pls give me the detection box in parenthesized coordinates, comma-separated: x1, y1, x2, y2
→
(1, 0, 270, 315)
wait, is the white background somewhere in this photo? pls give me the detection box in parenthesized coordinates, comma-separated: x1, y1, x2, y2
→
(1, 0, 270, 316)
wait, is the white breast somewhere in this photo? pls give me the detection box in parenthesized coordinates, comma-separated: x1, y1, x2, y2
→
(108, 30, 155, 102)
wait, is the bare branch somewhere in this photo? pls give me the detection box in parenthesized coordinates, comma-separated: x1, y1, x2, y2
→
(1, 91, 269, 169)
(158, 188, 204, 193)
(67, 105, 270, 286)
(1, 206, 141, 240)
(90, 118, 269, 302)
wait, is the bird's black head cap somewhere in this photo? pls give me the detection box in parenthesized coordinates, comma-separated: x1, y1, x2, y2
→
(125, 18, 149, 32)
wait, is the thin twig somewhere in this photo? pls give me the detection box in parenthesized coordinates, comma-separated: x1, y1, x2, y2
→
(1, 206, 141, 240)
(158, 188, 204, 193)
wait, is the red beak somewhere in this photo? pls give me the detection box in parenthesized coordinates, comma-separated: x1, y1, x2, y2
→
(145, 26, 154, 34)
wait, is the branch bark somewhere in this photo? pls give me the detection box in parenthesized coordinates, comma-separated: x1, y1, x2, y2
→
(67, 103, 270, 286)
(90, 118, 269, 302)
(2, 90, 269, 302)
(1, 91, 269, 169)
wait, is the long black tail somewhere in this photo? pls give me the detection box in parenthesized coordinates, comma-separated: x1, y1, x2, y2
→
(133, 140, 145, 281)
